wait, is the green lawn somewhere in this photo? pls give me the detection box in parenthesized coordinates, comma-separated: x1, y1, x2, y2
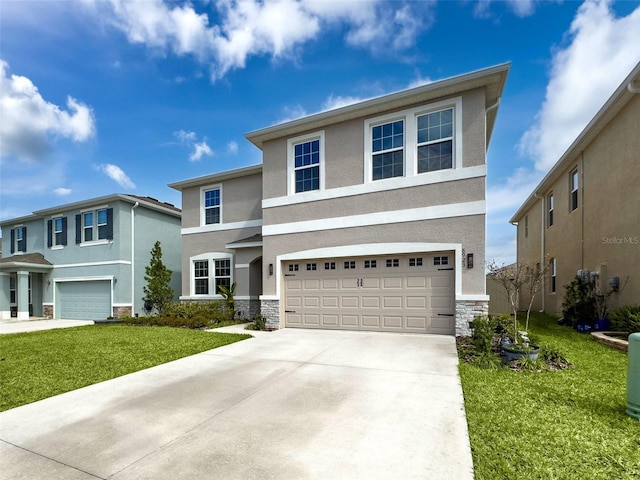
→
(459, 312, 639, 480)
(0, 325, 251, 412)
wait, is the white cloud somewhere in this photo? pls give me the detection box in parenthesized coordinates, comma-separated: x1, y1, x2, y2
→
(518, 0, 640, 172)
(321, 94, 366, 111)
(54, 187, 72, 196)
(226, 140, 238, 155)
(473, 0, 538, 19)
(83, 0, 436, 81)
(174, 129, 214, 161)
(276, 104, 308, 124)
(97, 163, 136, 189)
(190, 141, 214, 161)
(0, 60, 96, 162)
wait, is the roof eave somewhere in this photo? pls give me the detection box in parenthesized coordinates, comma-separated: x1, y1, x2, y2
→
(168, 164, 263, 191)
(245, 62, 511, 149)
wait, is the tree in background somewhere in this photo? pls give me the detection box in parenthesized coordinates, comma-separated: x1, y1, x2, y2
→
(143, 241, 174, 316)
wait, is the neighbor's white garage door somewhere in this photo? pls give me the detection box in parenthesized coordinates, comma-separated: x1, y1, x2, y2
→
(284, 253, 455, 334)
(57, 281, 112, 320)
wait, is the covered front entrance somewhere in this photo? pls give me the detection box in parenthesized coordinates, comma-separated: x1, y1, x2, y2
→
(0, 253, 51, 320)
(283, 252, 455, 334)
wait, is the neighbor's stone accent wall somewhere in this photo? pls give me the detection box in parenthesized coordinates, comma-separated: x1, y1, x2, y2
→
(260, 299, 280, 329)
(113, 306, 132, 319)
(43, 305, 53, 319)
(455, 300, 488, 337)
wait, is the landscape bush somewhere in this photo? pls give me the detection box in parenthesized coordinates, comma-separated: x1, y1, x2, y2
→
(123, 301, 234, 329)
(609, 305, 640, 335)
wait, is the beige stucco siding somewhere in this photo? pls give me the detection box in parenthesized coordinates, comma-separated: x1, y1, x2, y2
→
(261, 89, 487, 201)
(515, 91, 640, 315)
(261, 214, 486, 297)
(179, 227, 261, 297)
(180, 172, 262, 229)
(264, 177, 484, 225)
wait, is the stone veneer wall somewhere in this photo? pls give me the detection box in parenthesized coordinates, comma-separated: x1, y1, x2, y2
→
(260, 299, 280, 330)
(43, 305, 53, 319)
(113, 306, 132, 318)
(455, 300, 488, 337)
(235, 299, 261, 320)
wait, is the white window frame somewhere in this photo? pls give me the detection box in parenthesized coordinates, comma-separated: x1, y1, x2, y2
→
(9, 273, 16, 305)
(52, 216, 64, 248)
(550, 258, 557, 293)
(547, 193, 554, 227)
(79, 206, 110, 245)
(14, 226, 25, 253)
(200, 184, 223, 226)
(570, 169, 579, 211)
(189, 252, 233, 298)
(364, 97, 462, 184)
(287, 131, 325, 196)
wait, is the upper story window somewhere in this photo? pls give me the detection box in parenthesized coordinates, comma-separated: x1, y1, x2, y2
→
(547, 193, 554, 227)
(204, 187, 221, 225)
(287, 131, 325, 195)
(10, 226, 27, 254)
(570, 169, 579, 211)
(47, 217, 68, 248)
(294, 139, 320, 192)
(364, 98, 461, 183)
(417, 108, 453, 173)
(76, 208, 113, 244)
(372, 120, 404, 180)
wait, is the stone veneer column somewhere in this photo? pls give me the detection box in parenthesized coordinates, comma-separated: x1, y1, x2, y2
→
(260, 299, 280, 330)
(43, 305, 54, 319)
(455, 300, 488, 337)
(112, 306, 132, 318)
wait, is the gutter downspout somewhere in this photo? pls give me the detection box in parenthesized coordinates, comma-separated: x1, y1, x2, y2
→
(628, 80, 640, 94)
(534, 192, 545, 312)
(580, 152, 585, 270)
(131, 202, 139, 316)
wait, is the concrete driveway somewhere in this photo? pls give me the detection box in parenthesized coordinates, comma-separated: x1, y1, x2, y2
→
(0, 327, 473, 479)
(0, 319, 94, 334)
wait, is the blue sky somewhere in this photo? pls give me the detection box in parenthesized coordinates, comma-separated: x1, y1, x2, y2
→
(1, 0, 639, 264)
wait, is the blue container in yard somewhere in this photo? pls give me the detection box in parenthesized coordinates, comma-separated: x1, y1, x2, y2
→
(628, 333, 640, 420)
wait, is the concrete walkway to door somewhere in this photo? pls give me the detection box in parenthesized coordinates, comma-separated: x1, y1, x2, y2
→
(0, 328, 473, 479)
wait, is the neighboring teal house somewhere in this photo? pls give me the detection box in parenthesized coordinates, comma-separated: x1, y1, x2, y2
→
(0, 195, 181, 321)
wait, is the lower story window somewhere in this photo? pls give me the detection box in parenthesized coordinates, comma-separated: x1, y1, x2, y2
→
(193, 257, 232, 295)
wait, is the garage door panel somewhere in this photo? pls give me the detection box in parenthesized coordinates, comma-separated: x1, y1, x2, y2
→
(322, 314, 339, 326)
(284, 253, 455, 335)
(383, 316, 402, 328)
(362, 296, 380, 308)
(383, 277, 403, 288)
(341, 297, 359, 308)
(322, 296, 339, 308)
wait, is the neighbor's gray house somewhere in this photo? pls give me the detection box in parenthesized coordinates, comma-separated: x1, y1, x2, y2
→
(170, 63, 510, 336)
(510, 61, 640, 315)
(0, 195, 181, 321)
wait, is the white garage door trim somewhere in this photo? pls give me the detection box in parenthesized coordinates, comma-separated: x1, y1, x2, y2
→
(284, 253, 455, 334)
(54, 276, 114, 320)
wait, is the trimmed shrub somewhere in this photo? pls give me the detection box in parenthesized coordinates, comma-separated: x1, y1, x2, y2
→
(609, 305, 640, 335)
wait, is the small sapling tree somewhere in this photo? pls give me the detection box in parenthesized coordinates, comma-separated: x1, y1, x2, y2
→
(143, 241, 174, 316)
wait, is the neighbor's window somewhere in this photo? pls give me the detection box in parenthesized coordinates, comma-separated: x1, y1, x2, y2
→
(9, 274, 16, 304)
(372, 120, 404, 180)
(550, 258, 557, 293)
(288, 264, 299, 272)
(214, 259, 231, 293)
(194, 260, 209, 295)
(294, 139, 320, 193)
(434, 256, 449, 266)
(11, 226, 27, 253)
(324, 262, 336, 270)
(364, 260, 377, 268)
(409, 258, 423, 267)
(570, 170, 579, 211)
(386, 258, 400, 267)
(547, 193, 554, 227)
(344, 261, 356, 269)
(77, 208, 112, 243)
(417, 108, 453, 173)
(306, 263, 317, 271)
(204, 187, 221, 225)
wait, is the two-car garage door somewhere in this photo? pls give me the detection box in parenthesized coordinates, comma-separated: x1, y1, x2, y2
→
(284, 253, 455, 334)
(57, 281, 112, 320)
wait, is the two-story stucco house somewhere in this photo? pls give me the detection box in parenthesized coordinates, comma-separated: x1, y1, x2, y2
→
(510, 61, 640, 315)
(0, 195, 181, 321)
(171, 63, 510, 336)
